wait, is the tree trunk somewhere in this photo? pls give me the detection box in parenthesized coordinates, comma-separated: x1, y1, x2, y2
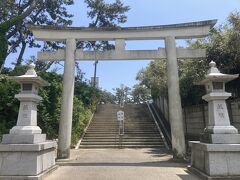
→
(0, 0, 42, 71)
(16, 41, 26, 67)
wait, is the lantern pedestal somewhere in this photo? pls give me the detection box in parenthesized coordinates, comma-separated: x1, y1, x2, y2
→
(200, 92, 240, 144)
(2, 134, 46, 144)
(0, 142, 57, 179)
(189, 142, 240, 179)
(2, 93, 46, 144)
(201, 134, 240, 144)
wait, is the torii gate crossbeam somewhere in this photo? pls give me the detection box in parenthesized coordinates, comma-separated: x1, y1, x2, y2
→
(37, 48, 206, 61)
(28, 19, 217, 160)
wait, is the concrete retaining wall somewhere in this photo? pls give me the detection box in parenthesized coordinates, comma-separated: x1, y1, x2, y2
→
(155, 97, 240, 140)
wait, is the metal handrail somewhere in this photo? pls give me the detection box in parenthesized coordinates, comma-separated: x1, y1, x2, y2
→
(150, 103, 171, 144)
(146, 102, 170, 150)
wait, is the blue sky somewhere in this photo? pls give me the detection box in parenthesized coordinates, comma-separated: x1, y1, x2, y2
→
(6, 0, 240, 93)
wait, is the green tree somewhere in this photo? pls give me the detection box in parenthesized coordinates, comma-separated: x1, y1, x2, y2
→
(113, 84, 132, 104)
(131, 84, 151, 104)
(99, 90, 116, 104)
(138, 11, 240, 105)
(0, 77, 19, 139)
(136, 60, 168, 99)
(38, 71, 63, 139)
(188, 11, 240, 98)
(0, 0, 73, 72)
(0, 0, 130, 145)
(136, 59, 206, 106)
(82, 0, 130, 50)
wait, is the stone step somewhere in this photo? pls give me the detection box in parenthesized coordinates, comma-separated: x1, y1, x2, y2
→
(85, 134, 160, 136)
(81, 139, 163, 142)
(86, 129, 158, 132)
(92, 124, 155, 126)
(83, 136, 162, 139)
(84, 132, 161, 135)
(87, 129, 157, 131)
(85, 132, 159, 134)
(84, 135, 161, 138)
(90, 122, 155, 124)
(79, 143, 164, 146)
(80, 104, 166, 149)
(79, 145, 165, 148)
(88, 126, 156, 129)
(90, 123, 155, 126)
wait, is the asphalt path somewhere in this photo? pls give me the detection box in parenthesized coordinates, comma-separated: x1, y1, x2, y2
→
(44, 148, 200, 180)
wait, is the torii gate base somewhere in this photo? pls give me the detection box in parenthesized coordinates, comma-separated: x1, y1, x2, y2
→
(29, 19, 217, 160)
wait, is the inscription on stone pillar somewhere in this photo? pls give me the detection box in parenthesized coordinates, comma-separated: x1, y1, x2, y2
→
(22, 113, 28, 118)
(217, 103, 225, 119)
(23, 104, 28, 110)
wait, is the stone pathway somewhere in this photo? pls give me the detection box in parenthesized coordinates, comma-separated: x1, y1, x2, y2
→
(44, 148, 200, 180)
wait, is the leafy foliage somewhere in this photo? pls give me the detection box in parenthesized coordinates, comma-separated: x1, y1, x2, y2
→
(82, 0, 130, 50)
(137, 59, 206, 106)
(137, 11, 240, 106)
(71, 97, 92, 145)
(0, 76, 19, 139)
(131, 84, 151, 104)
(99, 90, 116, 104)
(0, 67, 100, 146)
(188, 11, 240, 98)
(113, 84, 132, 104)
(136, 60, 168, 99)
(0, 0, 73, 71)
(0, 0, 130, 146)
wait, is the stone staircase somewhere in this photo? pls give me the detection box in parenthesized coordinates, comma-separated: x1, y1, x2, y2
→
(79, 104, 166, 148)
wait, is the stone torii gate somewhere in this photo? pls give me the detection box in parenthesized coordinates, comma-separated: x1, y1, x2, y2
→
(28, 19, 217, 159)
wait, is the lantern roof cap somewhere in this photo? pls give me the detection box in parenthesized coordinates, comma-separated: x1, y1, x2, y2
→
(197, 61, 239, 85)
(10, 63, 49, 86)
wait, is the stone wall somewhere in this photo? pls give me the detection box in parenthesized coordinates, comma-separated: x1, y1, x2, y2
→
(155, 97, 240, 140)
(182, 104, 207, 139)
(154, 97, 169, 122)
(230, 100, 240, 131)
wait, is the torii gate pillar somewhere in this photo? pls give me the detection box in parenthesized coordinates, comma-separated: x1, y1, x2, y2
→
(58, 38, 76, 159)
(165, 36, 186, 158)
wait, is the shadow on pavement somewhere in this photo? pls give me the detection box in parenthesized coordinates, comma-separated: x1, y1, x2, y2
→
(144, 148, 172, 157)
(59, 159, 186, 168)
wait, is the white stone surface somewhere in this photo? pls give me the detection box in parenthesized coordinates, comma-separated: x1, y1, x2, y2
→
(197, 61, 240, 145)
(0, 142, 56, 176)
(2, 134, 46, 144)
(10, 125, 42, 134)
(165, 36, 186, 158)
(29, 20, 217, 41)
(16, 101, 38, 126)
(9, 95, 43, 134)
(202, 133, 240, 144)
(7, 64, 47, 136)
(57, 38, 76, 159)
(38, 48, 206, 61)
(190, 142, 240, 176)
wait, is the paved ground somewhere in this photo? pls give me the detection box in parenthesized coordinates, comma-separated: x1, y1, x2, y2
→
(44, 148, 200, 180)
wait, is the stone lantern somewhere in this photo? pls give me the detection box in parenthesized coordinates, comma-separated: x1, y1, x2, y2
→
(189, 61, 240, 179)
(2, 63, 48, 143)
(0, 63, 56, 179)
(197, 61, 240, 143)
